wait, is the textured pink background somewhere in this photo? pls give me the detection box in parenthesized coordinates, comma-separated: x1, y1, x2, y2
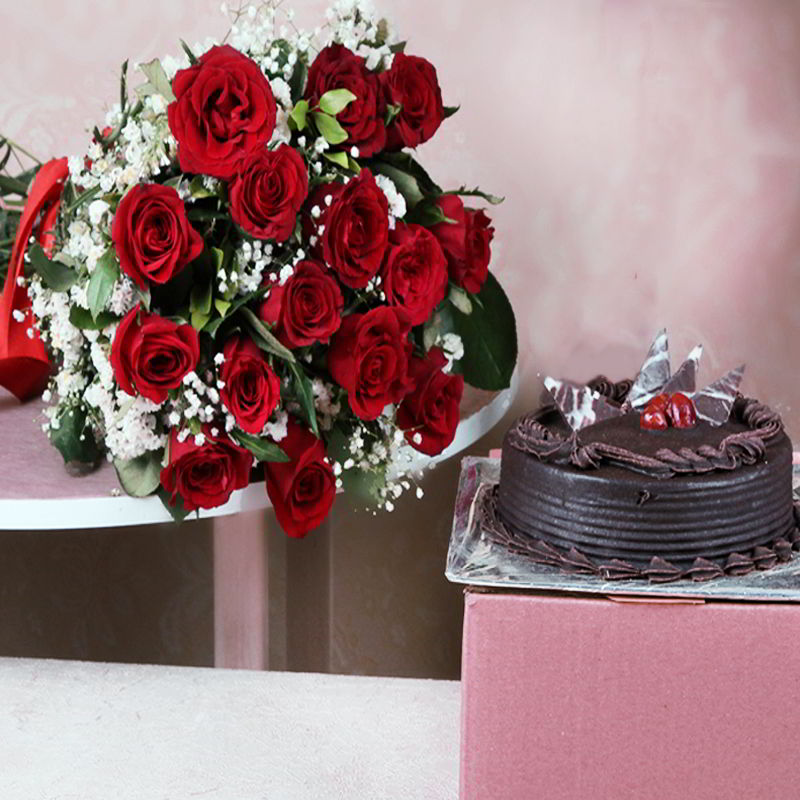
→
(4, 0, 799, 434)
(2, 0, 800, 674)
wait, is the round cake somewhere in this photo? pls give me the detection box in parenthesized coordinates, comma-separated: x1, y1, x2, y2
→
(485, 378, 799, 582)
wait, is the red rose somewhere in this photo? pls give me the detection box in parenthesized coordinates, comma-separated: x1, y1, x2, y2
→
(160, 426, 253, 512)
(381, 53, 445, 150)
(308, 169, 389, 289)
(258, 260, 343, 348)
(219, 335, 281, 434)
(397, 347, 464, 456)
(429, 195, 494, 294)
(229, 144, 308, 242)
(168, 45, 277, 180)
(328, 306, 412, 420)
(382, 223, 448, 326)
(305, 44, 386, 157)
(110, 305, 200, 404)
(112, 183, 204, 290)
(265, 417, 336, 538)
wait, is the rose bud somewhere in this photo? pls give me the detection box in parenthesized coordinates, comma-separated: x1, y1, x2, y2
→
(110, 305, 200, 404)
(265, 417, 336, 538)
(305, 44, 386, 157)
(168, 44, 277, 179)
(219, 335, 281, 435)
(160, 426, 253, 512)
(258, 260, 343, 348)
(306, 169, 389, 289)
(667, 392, 698, 429)
(397, 347, 464, 456)
(381, 53, 445, 150)
(229, 144, 308, 242)
(328, 306, 412, 420)
(381, 223, 448, 326)
(429, 195, 494, 294)
(112, 183, 204, 289)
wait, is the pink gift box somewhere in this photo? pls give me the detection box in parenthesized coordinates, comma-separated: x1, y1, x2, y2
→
(460, 588, 800, 800)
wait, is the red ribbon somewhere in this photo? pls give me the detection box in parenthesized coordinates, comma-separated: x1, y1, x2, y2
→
(0, 157, 68, 401)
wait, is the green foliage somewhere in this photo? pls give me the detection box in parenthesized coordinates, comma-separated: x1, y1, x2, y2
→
(114, 450, 163, 497)
(370, 152, 442, 209)
(288, 361, 319, 437)
(448, 273, 517, 390)
(289, 99, 309, 131)
(312, 112, 348, 145)
(230, 430, 290, 463)
(240, 307, 296, 363)
(87, 249, 120, 320)
(318, 88, 357, 116)
(327, 425, 385, 505)
(49, 405, 101, 465)
(68, 306, 117, 330)
(443, 105, 460, 119)
(448, 284, 473, 315)
(137, 58, 176, 103)
(180, 39, 198, 65)
(323, 151, 350, 169)
(157, 487, 191, 523)
(27, 242, 78, 291)
(190, 277, 213, 330)
(444, 186, 504, 205)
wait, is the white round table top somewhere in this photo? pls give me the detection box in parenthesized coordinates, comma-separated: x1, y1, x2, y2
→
(0, 369, 517, 530)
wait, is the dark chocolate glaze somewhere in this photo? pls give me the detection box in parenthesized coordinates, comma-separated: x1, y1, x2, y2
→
(495, 385, 795, 576)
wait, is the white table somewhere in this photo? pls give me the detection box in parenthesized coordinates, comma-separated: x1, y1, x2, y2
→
(0, 656, 460, 799)
(0, 373, 517, 669)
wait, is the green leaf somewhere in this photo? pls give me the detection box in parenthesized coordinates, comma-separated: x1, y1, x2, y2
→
(190, 278, 212, 330)
(215, 298, 231, 318)
(53, 252, 82, 270)
(138, 58, 176, 103)
(385, 103, 403, 126)
(312, 112, 348, 145)
(444, 186, 504, 205)
(69, 306, 117, 330)
(377, 151, 442, 195)
(318, 88, 357, 116)
(0, 175, 29, 196)
(240, 306, 296, 363)
(370, 162, 424, 208)
(157, 486, 190, 523)
(28, 243, 77, 291)
(326, 426, 383, 504)
(389, 41, 407, 54)
(449, 273, 517, 390)
(405, 201, 456, 227)
(189, 175, 216, 199)
(289, 58, 308, 105)
(134, 284, 151, 311)
(49, 405, 100, 465)
(322, 151, 349, 169)
(180, 39, 198, 65)
(289, 99, 309, 131)
(114, 450, 163, 497)
(87, 249, 120, 320)
(289, 362, 319, 438)
(348, 156, 361, 175)
(449, 284, 473, 315)
(230, 430, 290, 463)
(443, 105, 460, 119)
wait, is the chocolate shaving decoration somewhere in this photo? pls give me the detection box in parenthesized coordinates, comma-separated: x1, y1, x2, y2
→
(528, 539, 564, 567)
(752, 546, 778, 571)
(642, 556, 682, 584)
(724, 552, 755, 576)
(598, 560, 641, 581)
(613, 378, 633, 404)
(661, 344, 702, 396)
(685, 558, 724, 582)
(692, 364, 745, 426)
(586, 375, 615, 399)
(627, 328, 671, 409)
(774, 539, 793, 563)
(544, 377, 623, 432)
(562, 547, 599, 575)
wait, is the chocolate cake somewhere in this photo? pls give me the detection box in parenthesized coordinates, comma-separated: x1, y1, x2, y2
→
(483, 333, 799, 583)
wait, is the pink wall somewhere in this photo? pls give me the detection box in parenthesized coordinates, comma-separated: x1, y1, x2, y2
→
(4, 0, 799, 432)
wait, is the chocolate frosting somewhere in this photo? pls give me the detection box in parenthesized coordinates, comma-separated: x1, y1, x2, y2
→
(493, 385, 796, 581)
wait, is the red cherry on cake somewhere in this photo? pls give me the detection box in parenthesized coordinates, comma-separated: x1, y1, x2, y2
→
(640, 395, 670, 430)
(666, 392, 697, 429)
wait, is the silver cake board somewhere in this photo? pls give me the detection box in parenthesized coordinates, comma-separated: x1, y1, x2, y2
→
(445, 457, 800, 603)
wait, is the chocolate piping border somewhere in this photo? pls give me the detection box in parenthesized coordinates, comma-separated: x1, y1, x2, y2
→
(478, 483, 800, 584)
(508, 394, 784, 480)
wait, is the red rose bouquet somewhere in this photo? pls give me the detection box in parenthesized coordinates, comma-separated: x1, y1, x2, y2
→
(9, 1, 517, 537)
